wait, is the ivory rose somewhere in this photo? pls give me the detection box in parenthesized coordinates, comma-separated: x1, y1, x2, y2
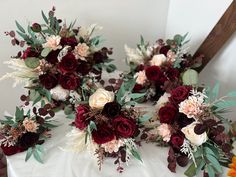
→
(74, 43, 90, 59)
(155, 92, 171, 112)
(89, 88, 114, 109)
(150, 54, 167, 66)
(181, 122, 207, 146)
(43, 35, 62, 51)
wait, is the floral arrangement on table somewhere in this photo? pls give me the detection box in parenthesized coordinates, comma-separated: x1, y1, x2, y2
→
(124, 34, 203, 102)
(0, 103, 56, 163)
(141, 83, 236, 177)
(65, 79, 150, 172)
(0, 7, 116, 114)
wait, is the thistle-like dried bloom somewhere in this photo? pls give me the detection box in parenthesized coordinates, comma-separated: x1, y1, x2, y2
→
(23, 118, 39, 133)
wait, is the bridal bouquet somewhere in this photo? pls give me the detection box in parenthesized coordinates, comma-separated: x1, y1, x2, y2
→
(65, 80, 150, 172)
(0, 103, 56, 163)
(1, 7, 116, 112)
(141, 83, 235, 177)
(124, 34, 203, 102)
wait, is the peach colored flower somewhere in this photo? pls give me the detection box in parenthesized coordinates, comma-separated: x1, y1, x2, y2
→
(150, 54, 167, 66)
(43, 35, 62, 50)
(23, 118, 39, 133)
(179, 96, 203, 119)
(157, 123, 171, 142)
(167, 50, 176, 62)
(74, 43, 89, 60)
(134, 70, 147, 85)
(101, 139, 124, 153)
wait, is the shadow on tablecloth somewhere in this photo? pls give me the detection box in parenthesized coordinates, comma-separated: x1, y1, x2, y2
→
(0, 148, 7, 177)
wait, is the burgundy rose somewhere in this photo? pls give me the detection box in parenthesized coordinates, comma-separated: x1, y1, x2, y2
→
(160, 45, 170, 56)
(170, 86, 191, 104)
(75, 105, 89, 130)
(1, 145, 25, 156)
(145, 66, 162, 82)
(77, 61, 92, 75)
(59, 73, 80, 90)
(112, 116, 137, 138)
(58, 53, 78, 73)
(93, 52, 104, 64)
(46, 50, 60, 64)
(170, 132, 184, 150)
(92, 124, 115, 144)
(159, 104, 177, 124)
(166, 67, 180, 81)
(39, 73, 58, 90)
(133, 84, 145, 93)
(19, 132, 40, 149)
(102, 102, 121, 118)
(22, 47, 39, 59)
(60, 37, 78, 48)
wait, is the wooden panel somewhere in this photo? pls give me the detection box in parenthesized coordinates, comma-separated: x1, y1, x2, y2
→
(194, 0, 236, 72)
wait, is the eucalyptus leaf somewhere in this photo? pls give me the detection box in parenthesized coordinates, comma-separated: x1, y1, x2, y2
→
(211, 82, 220, 101)
(206, 165, 215, 177)
(105, 64, 117, 73)
(33, 95, 42, 106)
(89, 121, 97, 131)
(227, 91, 236, 97)
(129, 93, 146, 99)
(184, 162, 196, 177)
(131, 149, 142, 163)
(182, 69, 199, 86)
(25, 57, 40, 69)
(33, 148, 44, 163)
(64, 105, 73, 115)
(138, 114, 152, 124)
(25, 147, 33, 162)
(66, 114, 76, 120)
(41, 48, 52, 57)
(206, 154, 222, 173)
(15, 21, 25, 33)
(41, 11, 49, 24)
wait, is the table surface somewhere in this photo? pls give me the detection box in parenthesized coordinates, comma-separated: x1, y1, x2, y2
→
(6, 108, 229, 177)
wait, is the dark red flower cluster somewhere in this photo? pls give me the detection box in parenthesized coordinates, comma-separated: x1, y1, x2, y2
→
(74, 102, 138, 145)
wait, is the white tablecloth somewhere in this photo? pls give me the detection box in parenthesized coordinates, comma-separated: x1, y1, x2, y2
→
(6, 110, 228, 177)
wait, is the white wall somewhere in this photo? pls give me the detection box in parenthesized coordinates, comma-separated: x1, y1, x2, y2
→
(166, 0, 236, 119)
(0, 0, 170, 116)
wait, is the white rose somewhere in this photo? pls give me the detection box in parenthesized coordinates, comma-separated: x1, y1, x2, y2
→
(89, 88, 114, 109)
(181, 122, 207, 146)
(50, 85, 70, 101)
(124, 44, 144, 64)
(150, 54, 167, 66)
(155, 92, 170, 112)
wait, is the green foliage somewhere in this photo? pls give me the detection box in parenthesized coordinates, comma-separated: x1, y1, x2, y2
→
(24, 57, 40, 69)
(182, 69, 199, 86)
(131, 149, 143, 163)
(66, 114, 76, 120)
(41, 11, 49, 24)
(138, 114, 152, 124)
(105, 64, 117, 73)
(15, 20, 25, 33)
(15, 107, 24, 121)
(25, 147, 33, 162)
(41, 48, 52, 57)
(64, 105, 73, 115)
(33, 146, 44, 163)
